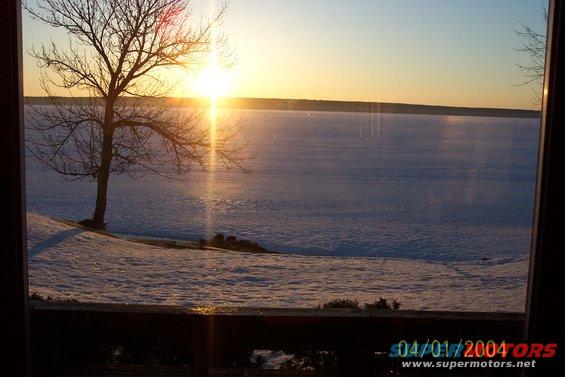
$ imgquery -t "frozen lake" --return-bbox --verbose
[26,109,540,262]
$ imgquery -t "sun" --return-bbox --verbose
[195,64,231,100]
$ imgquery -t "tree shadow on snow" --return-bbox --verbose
[28,227,85,260]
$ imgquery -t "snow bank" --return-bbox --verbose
[27,213,527,311]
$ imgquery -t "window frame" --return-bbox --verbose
[1,1,563,376]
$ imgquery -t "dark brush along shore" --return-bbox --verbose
[25,96,540,119]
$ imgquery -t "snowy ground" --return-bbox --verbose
[28,213,528,312]
[27,111,539,262]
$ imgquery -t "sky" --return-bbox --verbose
[22,0,548,109]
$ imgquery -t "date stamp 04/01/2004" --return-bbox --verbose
[387,339,558,359]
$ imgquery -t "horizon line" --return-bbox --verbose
[23,96,541,116]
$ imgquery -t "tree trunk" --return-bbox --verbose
[92,103,115,228]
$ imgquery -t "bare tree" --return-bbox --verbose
[25,0,244,228]
[515,9,548,104]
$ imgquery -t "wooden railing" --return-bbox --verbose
[29,301,525,376]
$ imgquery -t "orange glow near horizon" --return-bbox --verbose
[21,1,547,111]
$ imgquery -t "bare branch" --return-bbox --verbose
[515,8,547,104]
[25,0,245,224]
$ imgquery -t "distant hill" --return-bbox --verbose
[24,96,540,118]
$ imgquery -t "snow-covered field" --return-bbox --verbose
[27,110,539,262]
[28,213,528,311]
[26,109,538,311]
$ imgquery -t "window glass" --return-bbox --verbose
[24,0,547,313]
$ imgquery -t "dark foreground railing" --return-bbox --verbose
[30,302,524,376]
